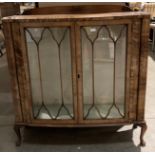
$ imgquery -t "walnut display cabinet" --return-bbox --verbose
[2,7,150,147]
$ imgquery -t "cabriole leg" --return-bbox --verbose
[133,122,147,147]
[14,125,22,146]
[139,122,147,146]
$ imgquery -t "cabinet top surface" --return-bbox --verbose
[2,11,150,23]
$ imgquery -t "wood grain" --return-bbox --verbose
[137,16,150,121]
[2,12,149,23]
[22,5,131,15]
[128,19,141,120]
[3,22,23,123]
[11,22,29,122]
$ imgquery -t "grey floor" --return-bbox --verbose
[0,46,155,152]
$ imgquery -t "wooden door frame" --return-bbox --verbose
[18,21,78,125]
[75,19,140,125]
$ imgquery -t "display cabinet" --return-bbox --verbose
[2,8,150,146]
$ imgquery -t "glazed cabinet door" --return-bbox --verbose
[9,18,141,126]
[19,22,77,125]
[76,20,139,124]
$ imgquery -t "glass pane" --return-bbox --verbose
[25,27,74,120]
[81,25,126,119]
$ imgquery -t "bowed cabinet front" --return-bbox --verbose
[3,12,150,146]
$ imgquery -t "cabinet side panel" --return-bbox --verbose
[137,16,150,121]
[129,19,141,120]
[11,22,29,122]
[3,22,23,123]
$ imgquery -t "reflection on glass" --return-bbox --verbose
[25,28,74,120]
[81,25,126,119]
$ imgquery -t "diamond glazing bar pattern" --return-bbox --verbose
[82,25,126,119]
[26,28,73,119]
